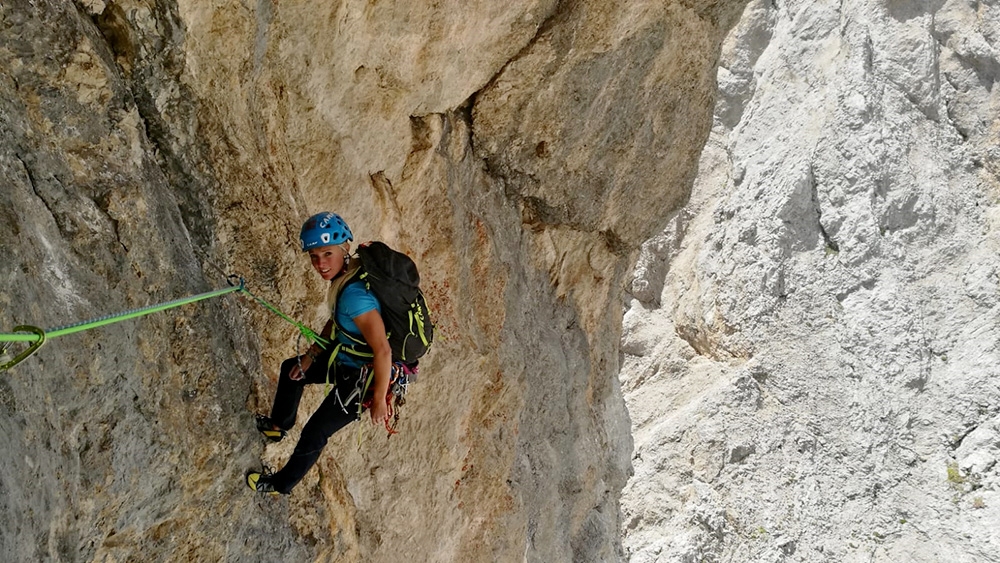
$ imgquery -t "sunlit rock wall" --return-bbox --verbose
[622,0,1000,561]
[0,0,745,561]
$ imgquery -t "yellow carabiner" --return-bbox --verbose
[0,325,46,372]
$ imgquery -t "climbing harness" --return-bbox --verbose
[0,276,327,371]
[345,362,417,442]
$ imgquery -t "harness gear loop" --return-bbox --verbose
[326,342,343,399]
[353,362,411,446]
[0,326,46,371]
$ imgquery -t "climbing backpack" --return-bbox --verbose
[332,241,434,366]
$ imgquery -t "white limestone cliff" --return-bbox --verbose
[622,1,1000,561]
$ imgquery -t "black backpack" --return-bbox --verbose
[334,241,433,366]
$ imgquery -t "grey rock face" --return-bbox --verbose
[0,1,305,560]
[622,0,1000,561]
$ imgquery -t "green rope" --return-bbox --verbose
[1,276,327,371]
[0,284,243,345]
[234,278,328,349]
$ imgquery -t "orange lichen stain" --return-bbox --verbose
[470,218,508,345]
[421,277,459,344]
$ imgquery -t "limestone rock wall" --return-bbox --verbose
[622,0,1000,561]
[1,1,745,561]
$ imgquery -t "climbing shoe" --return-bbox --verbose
[246,470,282,496]
[255,414,286,443]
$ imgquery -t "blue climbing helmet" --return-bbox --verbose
[299,212,353,251]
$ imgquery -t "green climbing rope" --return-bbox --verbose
[231,276,327,349]
[0,277,328,371]
[1,284,244,344]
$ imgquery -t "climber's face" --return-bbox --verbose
[308,244,347,281]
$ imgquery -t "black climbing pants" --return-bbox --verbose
[267,353,363,494]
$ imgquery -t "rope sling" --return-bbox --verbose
[0,276,328,371]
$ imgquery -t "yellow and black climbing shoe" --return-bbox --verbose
[255,414,286,443]
[246,470,281,496]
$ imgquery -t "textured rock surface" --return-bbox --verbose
[1,1,745,561]
[622,0,1000,561]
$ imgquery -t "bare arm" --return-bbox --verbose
[289,319,334,381]
[317,319,334,347]
[353,309,392,425]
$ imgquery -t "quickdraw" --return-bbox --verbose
[0,326,45,371]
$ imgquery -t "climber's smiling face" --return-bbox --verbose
[308,244,348,281]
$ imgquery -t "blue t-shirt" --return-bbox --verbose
[333,282,381,368]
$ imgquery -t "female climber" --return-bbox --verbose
[246,212,391,495]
